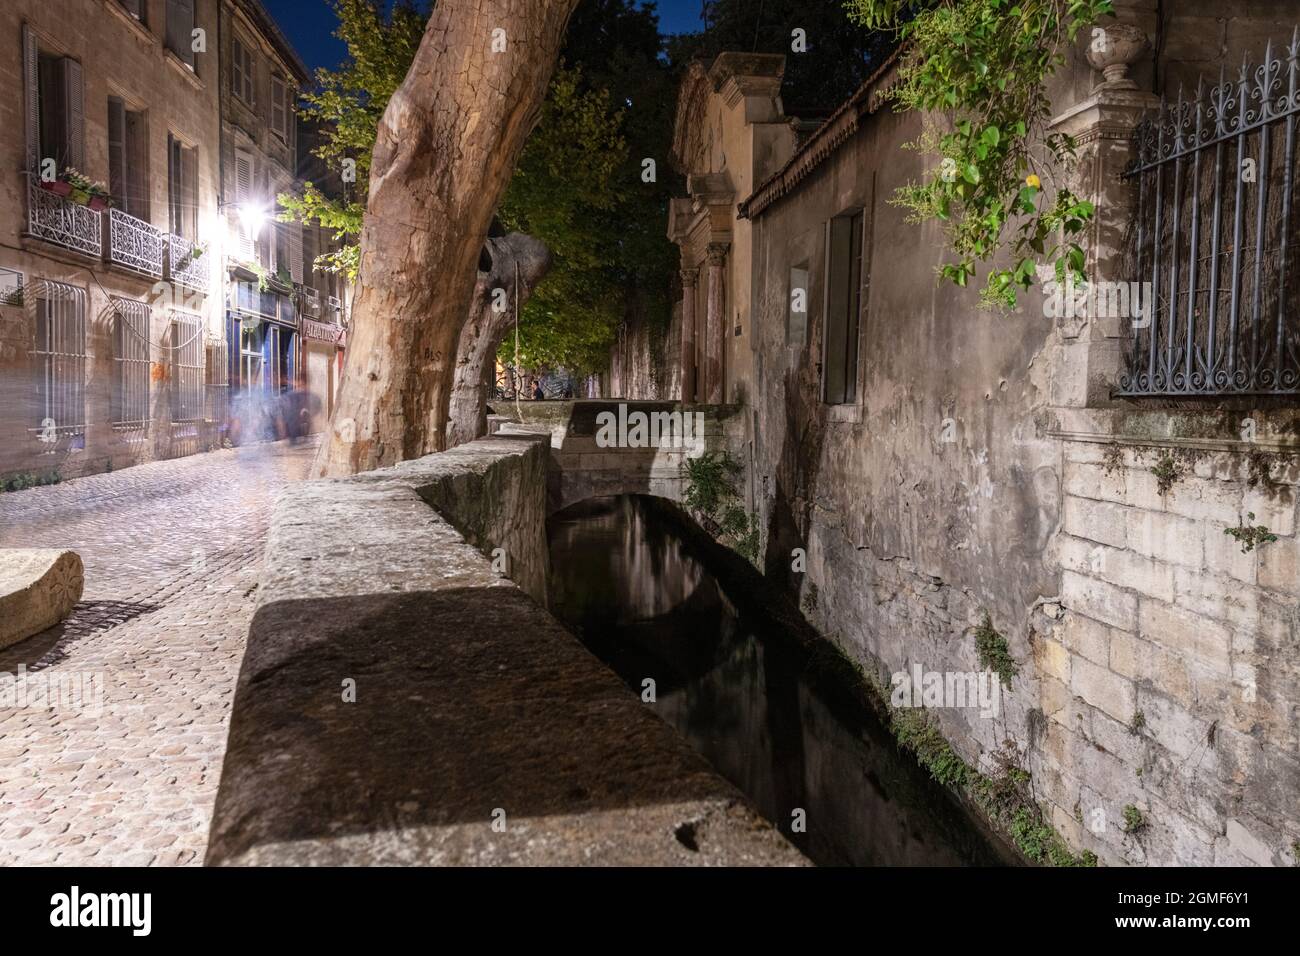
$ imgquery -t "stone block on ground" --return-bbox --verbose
[0,549,84,649]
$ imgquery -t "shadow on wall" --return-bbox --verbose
[763,367,831,593]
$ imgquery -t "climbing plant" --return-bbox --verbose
[842,0,1114,307]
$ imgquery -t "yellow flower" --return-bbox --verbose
[1026,174,1042,189]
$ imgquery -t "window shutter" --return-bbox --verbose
[270,75,285,138]
[183,145,198,241]
[232,38,244,100]
[289,222,303,284]
[233,148,254,260]
[126,110,148,220]
[167,0,195,68]
[60,58,84,171]
[108,98,127,209]
[23,25,39,173]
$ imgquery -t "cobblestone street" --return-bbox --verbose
[0,440,316,865]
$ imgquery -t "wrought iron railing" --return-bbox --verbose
[25,178,102,258]
[167,235,208,292]
[1119,32,1300,397]
[326,294,345,326]
[106,208,166,278]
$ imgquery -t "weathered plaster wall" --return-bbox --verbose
[746,14,1300,866]
[206,432,803,866]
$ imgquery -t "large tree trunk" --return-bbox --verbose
[446,232,551,447]
[313,0,580,478]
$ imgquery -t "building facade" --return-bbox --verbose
[670,0,1300,865]
[0,0,223,481]
[0,0,349,484]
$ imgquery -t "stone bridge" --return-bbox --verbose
[486,399,746,514]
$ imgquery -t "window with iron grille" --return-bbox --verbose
[1119,36,1300,398]
[205,338,229,426]
[111,297,150,427]
[31,280,87,435]
[169,311,204,422]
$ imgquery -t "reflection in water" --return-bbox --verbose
[548,496,1017,867]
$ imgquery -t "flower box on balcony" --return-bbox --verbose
[88,196,109,212]
[41,180,72,197]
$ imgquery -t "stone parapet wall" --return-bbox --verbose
[205,432,803,866]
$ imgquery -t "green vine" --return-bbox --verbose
[843,0,1114,307]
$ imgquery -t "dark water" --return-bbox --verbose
[547,495,1018,867]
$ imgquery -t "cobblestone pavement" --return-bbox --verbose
[0,439,317,865]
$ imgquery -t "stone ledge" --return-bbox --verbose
[205,435,803,867]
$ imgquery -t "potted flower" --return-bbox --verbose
[86,181,114,212]
[58,168,93,206]
[40,175,72,198]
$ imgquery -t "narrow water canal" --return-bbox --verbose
[547,495,1019,866]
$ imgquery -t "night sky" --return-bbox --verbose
[260,0,707,75]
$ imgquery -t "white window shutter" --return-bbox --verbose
[289,222,303,284]
[233,148,254,260]
[23,25,38,173]
[61,58,84,171]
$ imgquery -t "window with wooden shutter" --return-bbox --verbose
[166,0,196,69]
[232,36,254,105]
[108,98,127,206]
[289,222,303,285]
[126,110,149,220]
[23,25,39,173]
[822,210,864,406]
[233,148,254,261]
[61,59,84,171]
[38,55,84,173]
[270,74,286,140]
[182,144,198,241]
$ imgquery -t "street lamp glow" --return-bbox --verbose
[238,203,267,241]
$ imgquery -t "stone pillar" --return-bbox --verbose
[704,242,729,404]
[679,268,698,403]
[1046,22,1157,408]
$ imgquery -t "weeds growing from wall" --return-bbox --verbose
[1224,513,1279,554]
[681,451,761,564]
[803,639,1096,866]
[973,612,1018,688]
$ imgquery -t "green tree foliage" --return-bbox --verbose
[283,0,678,374]
[279,0,426,279]
[842,0,1114,307]
[666,0,895,110]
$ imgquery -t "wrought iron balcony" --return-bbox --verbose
[299,286,321,318]
[327,294,345,326]
[106,208,166,279]
[167,235,208,292]
[25,178,102,258]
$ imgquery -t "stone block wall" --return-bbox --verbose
[1037,437,1299,865]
